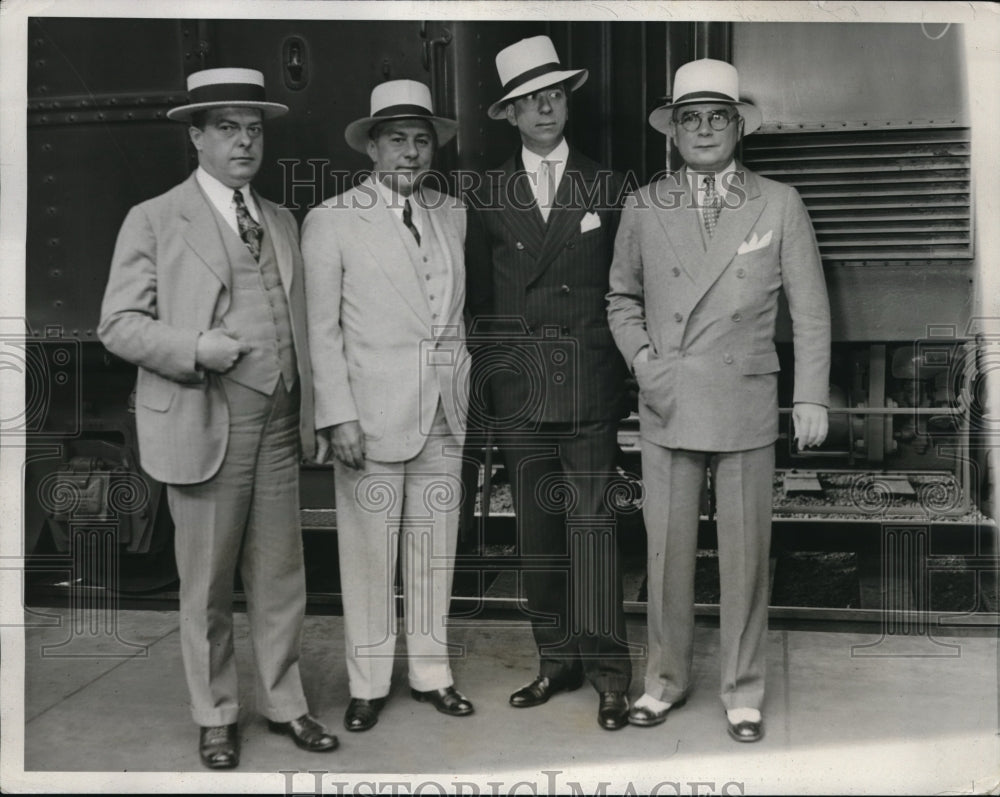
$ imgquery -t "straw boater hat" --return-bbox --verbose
[344,80,458,154]
[488,35,588,120]
[166,67,289,121]
[648,59,762,136]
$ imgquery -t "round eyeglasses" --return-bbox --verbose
[676,109,739,132]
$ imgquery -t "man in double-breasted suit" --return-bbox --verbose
[607,59,831,742]
[466,36,633,730]
[98,68,337,768]
[302,80,474,733]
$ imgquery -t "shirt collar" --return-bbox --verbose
[373,175,420,212]
[521,138,569,174]
[686,159,737,198]
[196,166,256,215]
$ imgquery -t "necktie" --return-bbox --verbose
[403,198,421,247]
[538,160,557,222]
[233,189,263,261]
[702,175,721,238]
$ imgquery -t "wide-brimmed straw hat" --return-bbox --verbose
[166,67,288,121]
[344,80,458,153]
[648,59,762,135]
[488,35,587,120]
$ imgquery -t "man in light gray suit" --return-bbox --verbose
[99,68,337,769]
[302,80,473,734]
[607,59,831,743]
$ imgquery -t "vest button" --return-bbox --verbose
[674,312,683,323]
[423,256,429,262]
[515,241,525,250]
[732,312,742,322]
[672,267,680,277]
[723,353,733,364]
[425,274,431,280]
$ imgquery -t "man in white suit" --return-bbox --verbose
[607,59,831,742]
[302,80,473,733]
[99,68,337,768]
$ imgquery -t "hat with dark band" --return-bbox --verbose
[345,80,458,153]
[488,35,587,120]
[648,59,762,136]
[166,67,289,121]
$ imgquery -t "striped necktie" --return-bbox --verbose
[403,198,421,247]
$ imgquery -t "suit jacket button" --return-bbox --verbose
[672,267,681,277]
[732,312,742,322]
[674,312,683,323]
[723,353,733,364]
[515,241,525,250]
[560,284,571,294]
[736,268,746,278]
[566,241,576,249]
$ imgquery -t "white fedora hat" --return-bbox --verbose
[166,67,289,121]
[344,79,458,153]
[488,35,588,120]
[648,59,762,136]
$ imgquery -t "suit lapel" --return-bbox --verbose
[356,177,430,325]
[495,157,546,256]
[532,150,593,283]
[653,169,704,284]
[694,165,766,296]
[181,174,231,290]
[254,192,293,298]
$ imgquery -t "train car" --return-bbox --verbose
[20,15,995,615]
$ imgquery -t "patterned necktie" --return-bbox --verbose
[403,198,421,247]
[233,189,263,261]
[702,175,722,238]
[538,160,557,222]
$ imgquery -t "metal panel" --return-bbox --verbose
[734,23,967,130]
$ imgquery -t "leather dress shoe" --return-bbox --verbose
[628,696,687,728]
[344,697,386,732]
[726,716,764,743]
[267,714,339,752]
[509,672,584,708]
[199,723,239,769]
[597,691,629,730]
[410,686,474,716]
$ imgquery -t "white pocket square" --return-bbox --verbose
[580,212,602,233]
[737,230,772,255]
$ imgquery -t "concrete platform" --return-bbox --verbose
[5,606,999,794]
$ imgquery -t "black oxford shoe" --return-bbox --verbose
[344,697,387,732]
[628,696,687,728]
[267,714,339,752]
[199,723,239,769]
[597,691,629,730]
[726,717,764,743]
[410,686,474,717]
[509,672,585,708]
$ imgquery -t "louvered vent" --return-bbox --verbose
[741,128,971,262]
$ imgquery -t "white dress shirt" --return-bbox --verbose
[195,166,260,235]
[522,138,569,220]
[374,178,424,241]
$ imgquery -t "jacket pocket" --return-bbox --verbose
[741,351,781,375]
[137,372,176,412]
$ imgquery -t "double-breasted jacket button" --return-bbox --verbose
[736,268,746,278]
[672,267,681,277]
[723,353,734,364]
[674,312,683,323]
[515,241,525,250]
[560,284,571,294]
[732,312,742,322]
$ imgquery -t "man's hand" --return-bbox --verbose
[792,402,829,450]
[331,420,365,469]
[632,345,650,370]
[315,426,334,465]
[196,328,251,373]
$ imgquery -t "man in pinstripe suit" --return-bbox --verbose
[466,35,633,730]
